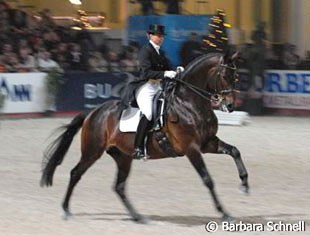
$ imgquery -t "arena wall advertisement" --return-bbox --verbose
[56,72,130,111]
[263,70,310,110]
[0,72,47,113]
[1,70,309,114]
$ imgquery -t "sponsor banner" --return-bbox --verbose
[263,70,310,110]
[128,15,212,67]
[56,72,135,111]
[0,72,47,113]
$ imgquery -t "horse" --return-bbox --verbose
[40,52,249,223]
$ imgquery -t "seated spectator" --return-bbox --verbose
[4,52,22,72]
[53,42,70,70]
[120,47,139,72]
[88,51,108,72]
[37,48,61,72]
[107,51,121,72]
[42,30,59,52]
[1,43,14,56]
[283,43,300,69]
[18,47,36,72]
[68,43,84,70]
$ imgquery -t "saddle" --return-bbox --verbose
[119,81,178,157]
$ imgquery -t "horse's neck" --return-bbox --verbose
[171,78,213,121]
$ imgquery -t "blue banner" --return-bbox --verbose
[128,15,212,67]
[56,72,134,111]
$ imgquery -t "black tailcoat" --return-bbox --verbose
[122,42,172,106]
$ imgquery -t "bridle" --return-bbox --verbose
[172,56,239,105]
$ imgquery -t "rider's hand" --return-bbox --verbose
[176,66,185,73]
[164,70,177,79]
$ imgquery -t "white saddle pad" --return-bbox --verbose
[119,107,142,132]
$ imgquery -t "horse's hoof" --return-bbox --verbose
[62,210,73,220]
[133,214,149,224]
[240,184,250,194]
[222,214,235,223]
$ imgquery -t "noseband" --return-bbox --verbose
[173,56,238,105]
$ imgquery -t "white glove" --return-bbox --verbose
[164,70,177,79]
[176,66,185,73]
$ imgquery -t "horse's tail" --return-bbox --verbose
[40,111,88,187]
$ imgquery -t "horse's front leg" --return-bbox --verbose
[186,147,232,221]
[202,136,249,194]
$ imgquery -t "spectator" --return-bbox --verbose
[283,43,300,69]
[166,0,180,14]
[42,30,59,52]
[4,52,22,72]
[137,0,154,15]
[107,51,121,72]
[120,47,139,72]
[53,42,70,70]
[68,43,84,71]
[18,47,36,72]
[88,51,108,72]
[1,43,14,56]
[37,48,61,72]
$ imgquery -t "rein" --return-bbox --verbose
[173,65,236,102]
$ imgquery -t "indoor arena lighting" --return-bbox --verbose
[69,0,82,5]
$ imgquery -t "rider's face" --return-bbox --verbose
[149,33,164,46]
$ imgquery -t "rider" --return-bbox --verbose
[132,24,184,159]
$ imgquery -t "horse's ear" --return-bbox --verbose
[231,51,240,62]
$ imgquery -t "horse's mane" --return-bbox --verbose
[181,53,222,79]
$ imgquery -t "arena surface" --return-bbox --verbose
[0,116,309,235]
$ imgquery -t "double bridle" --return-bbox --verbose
[172,56,238,105]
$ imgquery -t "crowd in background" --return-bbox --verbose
[179,32,310,70]
[0,1,140,73]
[0,0,309,74]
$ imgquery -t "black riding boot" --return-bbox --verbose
[133,115,151,159]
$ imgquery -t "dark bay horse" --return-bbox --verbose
[40,52,249,223]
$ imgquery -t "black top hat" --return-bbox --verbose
[147,24,166,35]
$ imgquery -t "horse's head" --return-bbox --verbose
[177,52,239,113]
[210,51,239,113]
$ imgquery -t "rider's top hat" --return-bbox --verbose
[147,24,166,35]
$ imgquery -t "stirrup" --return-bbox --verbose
[133,148,149,160]
[133,148,145,160]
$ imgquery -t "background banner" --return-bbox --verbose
[127,15,212,67]
[56,72,133,111]
[0,72,46,113]
[263,70,310,110]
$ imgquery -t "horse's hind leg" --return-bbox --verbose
[203,136,249,194]
[62,150,103,217]
[108,147,147,223]
[187,147,232,221]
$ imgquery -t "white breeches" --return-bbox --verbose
[135,81,162,121]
